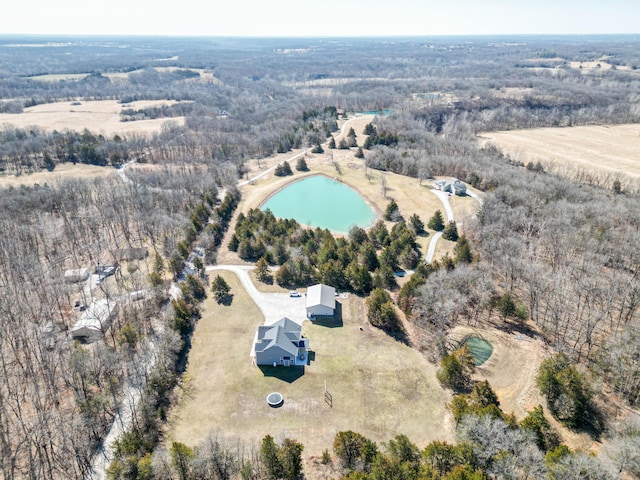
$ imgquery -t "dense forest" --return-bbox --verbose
[0,34,638,479]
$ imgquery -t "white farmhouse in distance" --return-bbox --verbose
[435,178,467,196]
[305,284,336,318]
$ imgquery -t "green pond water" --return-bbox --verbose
[357,109,392,115]
[465,336,494,366]
[261,176,376,233]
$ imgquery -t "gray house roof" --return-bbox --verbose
[306,284,336,310]
[254,317,301,358]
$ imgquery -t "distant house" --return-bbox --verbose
[64,268,90,283]
[70,298,118,339]
[305,284,336,318]
[253,317,309,366]
[435,178,467,196]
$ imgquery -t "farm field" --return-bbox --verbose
[168,270,453,456]
[0,163,117,187]
[0,99,186,136]
[480,124,640,181]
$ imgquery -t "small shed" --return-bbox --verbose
[64,268,90,283]
[306,284,336,318]
[70,299,118,338]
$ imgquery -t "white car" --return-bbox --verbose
[289,291,301,298]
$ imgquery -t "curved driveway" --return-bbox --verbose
[425,189,454,263]
[206,265,307,326]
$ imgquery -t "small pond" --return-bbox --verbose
[261,175,376,233]
[465,336,494,366]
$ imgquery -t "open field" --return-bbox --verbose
[168,270,453,456]
[479,124,640,181]
[0,99,186,136]
[28,67,223,85]
[0,163,117,187]
[448,325,604,453]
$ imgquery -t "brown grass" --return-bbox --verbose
[0,99,186,136]
[479,124,640,181]
[168,270,452,457]
[0,163,117,188]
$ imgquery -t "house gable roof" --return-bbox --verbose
[254,317,301,357]
[305,284,336,310]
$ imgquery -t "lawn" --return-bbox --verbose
[168,270,453,456]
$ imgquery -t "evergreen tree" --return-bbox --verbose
[278,438,304,480]
[328,137,336,149]
[296,157,309,171]
[255,257,271,283]
[261,435,283,480]
[442,221,459,242]
[211,275,231,304]
[409,213,425,234]
[276,264,293,286]
[364,122,376,135]
[354,147,364,158]
[310,143,323,154]
[367,288,400,331]
[521,405,560,452]
[383,199,401,221]
[427,210,445,231]
[453,235,473,263]
[170,442,195,480]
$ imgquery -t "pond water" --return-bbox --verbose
[465,336,494,366]
[356,109,392,115]
[261,175,376,233]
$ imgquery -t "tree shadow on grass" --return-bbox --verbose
[387,327,411,347]
[217,294,234,306]
[258,365,304,383]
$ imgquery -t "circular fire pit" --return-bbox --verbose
[266,392,284,408]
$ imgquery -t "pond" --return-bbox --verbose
[261,175,376,233]
[465,336,494,366]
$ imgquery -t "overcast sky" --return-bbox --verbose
[2,0,639,37]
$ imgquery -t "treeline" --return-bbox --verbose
[104,391,640,479]
[0,126,135,173]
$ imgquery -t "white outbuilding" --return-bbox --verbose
[305,284,336,318]
[64,268,90,283]
[70,298,118,338]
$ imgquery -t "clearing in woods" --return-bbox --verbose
[167,270,453,456]
[479,124,640,181]
[0,99,186,136]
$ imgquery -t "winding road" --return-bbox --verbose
[425,189,454,263]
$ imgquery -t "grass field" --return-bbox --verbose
[0,99,186,136]
[168,270,453,456]
[0,163,117,187]
[480,124,640,182]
